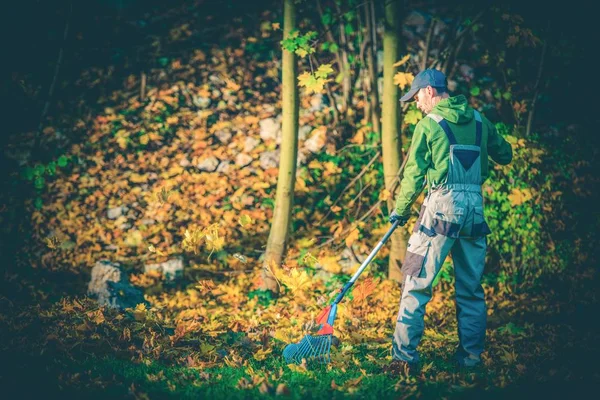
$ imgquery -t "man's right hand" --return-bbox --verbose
[389,210,408,226]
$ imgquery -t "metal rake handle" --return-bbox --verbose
[333,220,401,304]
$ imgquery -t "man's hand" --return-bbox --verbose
[389,210,408,226]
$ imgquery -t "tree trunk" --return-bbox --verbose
[382,0,406,283]
[365,0,381,135]
[261,0,299,293]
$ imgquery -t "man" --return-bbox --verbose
[385,69,512,375]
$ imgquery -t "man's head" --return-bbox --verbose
[400,69,449,114]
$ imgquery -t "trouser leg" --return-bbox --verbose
[392,232,454,364]
[451,236,487,366]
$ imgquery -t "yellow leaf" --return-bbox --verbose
[200,342,216,355]
[125,230,143,247]
[87,310,105,325]
[345,227,360,247]
[148,244,166,256]
[133,303,147,321]
[319,256,342,274]
[296,48,308,58]
[315,64,334,79]
[298,72,313,88]
[116,136,128,149]
[139,134,149,145]
[379,189,391,201]
[272,22,280,30]
[508,188,533,206]
[393,72,414,90]
[330,205,341,213]
[130,173,148,183]
[253,347,272,361]
[279,268,311,293]
[287,362,311,374]
[296,237,316,248]
[350,129,364,145]
[238,214,254,228]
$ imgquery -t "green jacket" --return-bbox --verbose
[394,95,513,217]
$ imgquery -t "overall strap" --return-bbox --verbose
[427,113,457,145]
[473,110,482,147]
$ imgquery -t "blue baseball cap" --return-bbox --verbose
[400,68,447,102]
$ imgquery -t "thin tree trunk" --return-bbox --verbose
[33,1,72,156]
[365,0,381,134]
[421,18,436,71]
[261,0,299,293]
[140,72,147,102]
[382,0,406,283]
[333,1,352,116]
[526,31,548,137]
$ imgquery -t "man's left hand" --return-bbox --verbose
[389,210,408,226]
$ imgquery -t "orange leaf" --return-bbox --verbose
[352,277,378,305]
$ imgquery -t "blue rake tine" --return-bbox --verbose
[283,334,332,364]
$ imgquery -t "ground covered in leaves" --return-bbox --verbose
[1,270,598,399]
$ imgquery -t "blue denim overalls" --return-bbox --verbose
[392,110,491,367]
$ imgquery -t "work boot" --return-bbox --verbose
[382,360,419,377]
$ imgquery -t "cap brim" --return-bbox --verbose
[400,87,419,102]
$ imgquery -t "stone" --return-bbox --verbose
[259,117,281,142]
[87,260,146,310]
[235,153,253,167]
[298,125,312,141]
[196,156,220,172]
[215,129,232,144]
[144,258,184,282]
[304,127,327,153]
[244,136,260,152]
[179,156,191,167]
[309,93,324,112]
[216,161,231,173]
[193,96,211,109]
[259,150,280,170]
[107,206,125,219]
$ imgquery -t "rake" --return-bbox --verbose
[283,220,401,364]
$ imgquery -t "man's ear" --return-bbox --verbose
[426,85,434,96]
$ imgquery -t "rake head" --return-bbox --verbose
[282,333,332,364]
[282,305,336,364]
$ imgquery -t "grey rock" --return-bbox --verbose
[197,156,220,172]
[215,129,232,144]
[87,260,145,310]
[309,93,323,112]
[243,136,260,152]
[193,96,211,109]
[259,150,280,170]
[259,117,281,142]
[216,161,231,173]
[179,157,191,167]
[298,125,312,141]
[304,128,327,153]
[107,206,125,219]
[235,153,253,167]
[144,258,184,282]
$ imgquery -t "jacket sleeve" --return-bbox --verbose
[486,121,513,165]
[394,121,431,217]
